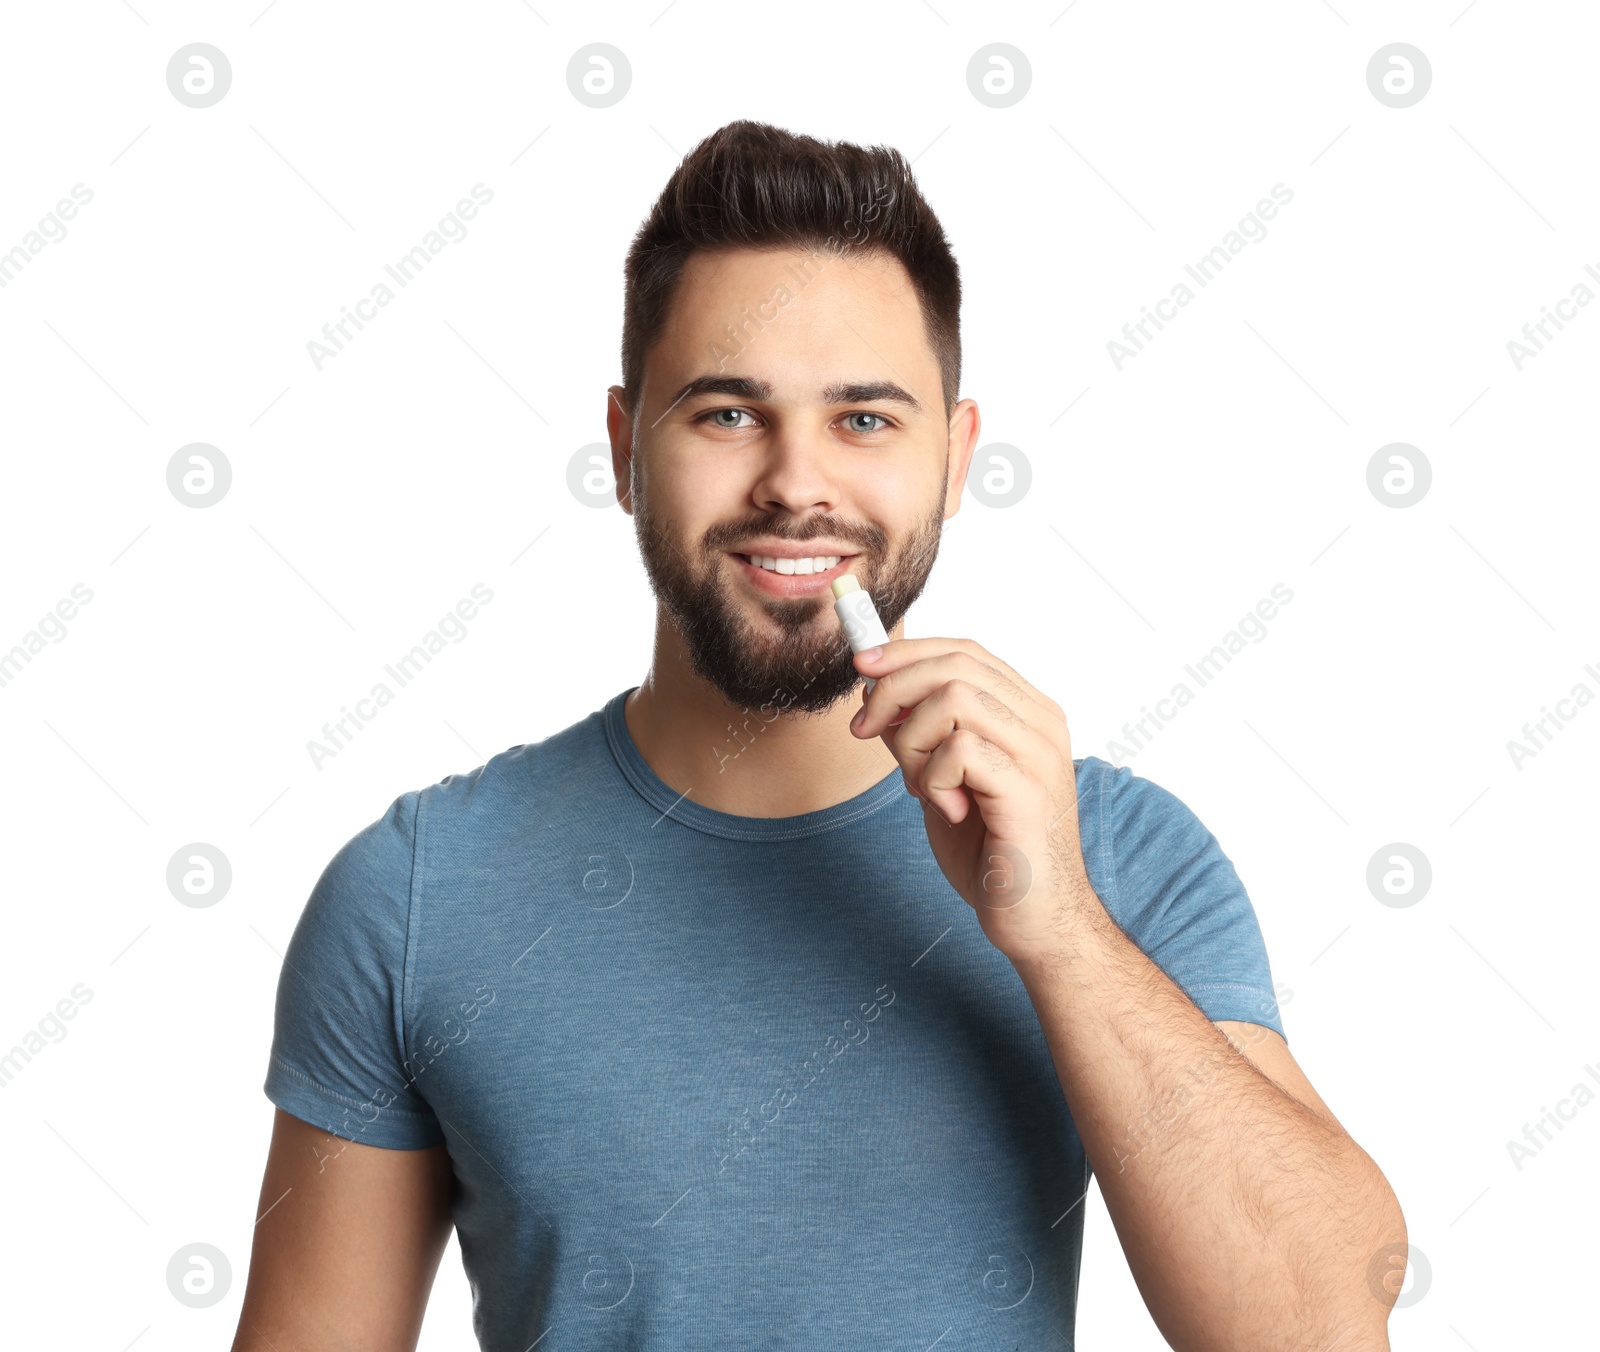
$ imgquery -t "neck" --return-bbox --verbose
[623,603,904,817]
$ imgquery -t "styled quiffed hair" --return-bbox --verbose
[620,119,961,418]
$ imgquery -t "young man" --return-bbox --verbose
[233,120,1405,1351]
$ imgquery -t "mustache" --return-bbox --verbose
[702,515,886,556]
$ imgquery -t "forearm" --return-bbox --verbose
[1013,889,1403,1352]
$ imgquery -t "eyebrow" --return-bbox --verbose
[666,373,924,414]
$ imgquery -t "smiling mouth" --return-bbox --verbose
[733,551,851,577]
[727,551,860,595]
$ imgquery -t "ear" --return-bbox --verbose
[606,385,635,515]
[943,397,980,521]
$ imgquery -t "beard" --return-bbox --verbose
[633,475,946,718]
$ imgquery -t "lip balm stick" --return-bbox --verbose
[831,574,890,693]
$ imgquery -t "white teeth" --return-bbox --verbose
[745,554,843,574]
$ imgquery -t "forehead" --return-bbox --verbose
[644,245,936,398]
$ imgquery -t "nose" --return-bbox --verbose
[747,422,842,519]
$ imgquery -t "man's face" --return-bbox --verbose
[610,245,975,716]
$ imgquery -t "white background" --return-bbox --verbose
[1,1,1595,1348]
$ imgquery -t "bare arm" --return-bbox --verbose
[230,1108,456,1352]
[1013,895,1406,1352]
[840,636,1407,1347]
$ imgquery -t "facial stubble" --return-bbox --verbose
[634,468,947,716]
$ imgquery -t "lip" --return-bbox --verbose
[728,550,858,597]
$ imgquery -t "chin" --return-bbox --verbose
[699,648,861,718]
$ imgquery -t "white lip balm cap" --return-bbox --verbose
[831,573,890,692]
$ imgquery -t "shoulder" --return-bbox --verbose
[1072,753,1199,826]
[1069,753,1241,923]
[1071,753,1211,873]
[1072,756,1286,1036]
[304,703,611,928]
[406,701,612,841]
[1073,753,1218,845]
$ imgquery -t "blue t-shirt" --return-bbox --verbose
[264,687,1284,1350]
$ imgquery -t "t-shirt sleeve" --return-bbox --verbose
[1093,760,1287,1042]
[262,789,446,1149]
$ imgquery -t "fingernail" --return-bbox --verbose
[860,646,881,662]
[850,707,866,731]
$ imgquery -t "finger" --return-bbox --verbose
[857,637,1062,723]
[879,678,1063,801]
[918,725,1044,831]
[855,648,1056,746]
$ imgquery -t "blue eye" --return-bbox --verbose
[701,408,755,429]
[694,408,893,433]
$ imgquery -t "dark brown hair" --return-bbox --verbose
[620,119,962,419]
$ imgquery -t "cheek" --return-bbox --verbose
[866,460,943,527]
[651,448,740,525]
